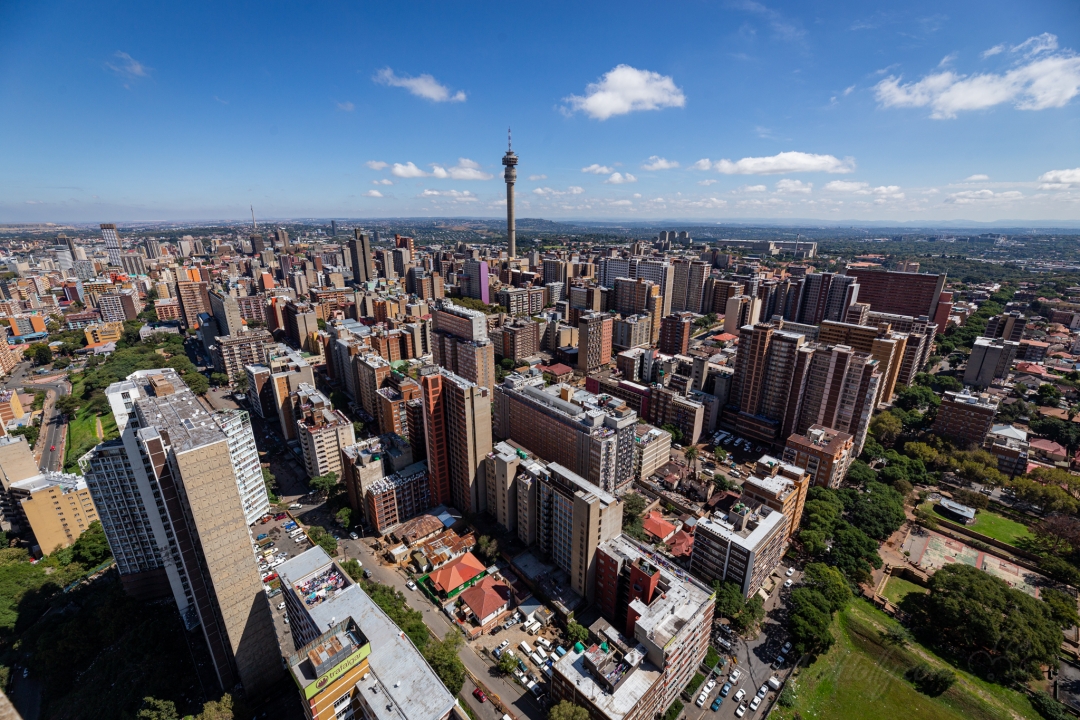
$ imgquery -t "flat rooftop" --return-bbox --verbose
[553,642,662,720]
[287,618,370,692]
[128,370,227,453]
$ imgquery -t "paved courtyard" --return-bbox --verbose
[906,530,1043,597]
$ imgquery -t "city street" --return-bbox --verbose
[0,362,70,472]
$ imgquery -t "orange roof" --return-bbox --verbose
[668,529,694,557]
[458,575,511,620]
[711,333,738,342]
[642,510,676,542]
[428,551,486,594]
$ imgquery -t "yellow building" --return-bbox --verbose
[10,473,100,554]
[288,618,372,720]
[0,390,24,427]
[818,320,907,406]
[84,321,125,345]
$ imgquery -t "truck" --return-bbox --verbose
[768,676,782,691]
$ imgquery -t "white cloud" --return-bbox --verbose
[1038,167,1080,189]
[364,190,384,198]
[964,174,990,181]
[373,179,393,186]
[691,158,713,171]
[106,51,149,79]
[582,164,614,174]
[533,186,584,197]
[609,199,633,206]
[843,84,856,96]
[563,64,686,120]
[337,101,355,112]
[421,189,478,202]
[982,44,1006,58]
[775,179,812,194]
[568,186,584,194]
[391,162,428,178]
[698,179,718,186]
[604,172,637,184]
[874,34,1080,119]
[824,180,868,192]
[366,161,388,170]
[713,151,855,175]
[373,68,466,103]
[945,189,1024,204]
[641,156,679,171]
[633,193,642,198]
[430,158,493,180]
[741,185,768,193]
[529,174,547,181]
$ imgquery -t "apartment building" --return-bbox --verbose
[844,267,947,319]
[268,346,316,441]
[690,502,788,598]
[176,280,210,328]
[658,312,693,356]
[933,390,999,448]
[964,337,1019,389]
[84,321,124,345]
[783,425,854,489]
[578,312,613,373]
[493,371,637,493]
[10,471,99,553]
[554,535,713,720]
[376,376,421,439]
[491,318,540,361]
[365,461,430,535]
[794,344,880,455]
[739,456,810,541]
[294,384,356,479]
[817,320,907,406]
[278,547,457,720]
[212,329,273,379]
[431,301,497,391]
[633,425,672,481]
[612,315,652,352]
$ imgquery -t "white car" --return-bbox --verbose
[786,567,795,577]
[757,684,769,699]
[498,640,510,651]
[784,579,793,589]
[749,696,761,711]
[406,580,417,590]
[706,677,716,690]
[734,689,746,703]
[696,691,708,708]
[734,704,747,718]
[277,602,286,610]
[729,669,742,684]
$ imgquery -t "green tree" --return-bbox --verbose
[195,694,233,720]
[1041,587,1080,629]
[894,385,941,412]
[476,535,500,564]
[905,663,956,696]
[801,563,852,612]
[54,394,82,415]
[340,558,363,581]
[842,482,907,541]
[496,652,519,675]
[869,412,902,447]
[713,446,727,464]
[138,697,179,720]
[70,521,111,567]
[846,460,877,486]
[661,423,683,445]
[26,343,53,366]
[232,372,249,393]
[1037,383,1063,406]
[788,588,834,655]
[310,472,339,496]
[185,372,209,395]
[307,526,338,556]
[567,620,589,645]
[500,358,515,370]
[209,372,230,387]
[684,445,699,476]
[622,493,646,526]
[549,701,590,720]
[1030,691,1073,720]
[421,630,465,694]
[361,578,429,648]
[336,507,352,528]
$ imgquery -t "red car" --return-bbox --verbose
[50,445,55,451]
[274,513,287,520]
[472,688,486,703]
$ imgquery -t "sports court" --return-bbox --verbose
[913,531,1042,597]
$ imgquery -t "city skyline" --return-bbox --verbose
[1,1,1079,223]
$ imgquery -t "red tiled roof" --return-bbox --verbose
[1031,438,1067,455]
[668,529,694,557]
[540,363,574,376]
[711,333,739,342]
[642,510,676,542]
[459,575,511,621]
[428,552,486,594]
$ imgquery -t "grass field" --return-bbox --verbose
[772,600,1041,720]
[881,576,927,606]
[922,502,1032,547]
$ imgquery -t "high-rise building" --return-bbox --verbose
[933,390,998,448]
[658,312,693,356]
[738,456,810,542]
[176,280,211,329]
[10,471,99,554]
[284,301,319,351]
[983,312,1027,343]
[212,330,273,379]
[964,336,1019,389]
[783,425,854,489]
[208,289,244,337]
[794,272,859,325]
[82,369,279,694]
[795,344,880,455]
[276,547,457,720]
[485,441,522,534]
[419,366,492,514]
[611,315,652,351]
[670,259,710,313]
[690,502,788,598]
[100,223,122,266]
[276,228,290,251]
[502,137,518,258]
[431,301,496,391]
[268,346,316,441]
[578,312,613,373]
[817,320,907,406]
[96,293,128,323]
[844,267,947,319]
[554,535,712,720]
[294,384,356,479]
[463,258,491,304]
[493,371,637,492]
[348,230,374,286]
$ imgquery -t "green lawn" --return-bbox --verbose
[967,510,1031,546]
[772,600,1041,720]
[881,576,927,606]
[64,408,99,472]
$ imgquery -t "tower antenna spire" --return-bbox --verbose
[508,126,512,151]
[250,205,257,231]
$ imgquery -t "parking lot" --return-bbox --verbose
[249,510,313,647]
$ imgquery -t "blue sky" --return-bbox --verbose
[1,1,1079,223]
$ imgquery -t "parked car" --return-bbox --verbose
[405,580,416,590]
[757,684,769,699]
[696,691,708,708]
[256,533,268,541]
[720,683,732,697]
[710,697,723,712]
[785,567,795,577]
[749,696,761,711]
[706,677,716,690]
[733,689,746,703]
[782,641,792,654]
[784,579,793,589]
[349,532,358,540]
[289,503,302,509]
[729,669,742,684]
[734,704,746,718]
[472,687,487,703]
[362,569,372,579]
[774,655,785,669]
[274,513,287,520]
[277,602,286,610]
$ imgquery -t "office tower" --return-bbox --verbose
[984,312,1026,343]
[485,441,521,533]
[277,547,457,720]
[348,230,375,285]
[658,312,693,356]
[100,223,122,266]
[250,234,266,254]
[670,258,709,313]
[690,502,788,597]
[723,324,813,446]
[578,312,613,373]
[783,425,854,489]
[431,301,496,391]
[844,267,947,319]
[738,456,810,541]
[559,535,712,720]
[294,384,356,479]
[933,390,998,447]
[794,272,859,325]
[502,136,518,257]
[984,425,1029,478]
[493,371,637,492]
[212,329,273,380]
[83,369,279,694]
[462,258,491,304]
[817,320,907,407]
[419,366,492,514]
[176,280,211,329]
[796,344,880,455]
[964,336,1019,389]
